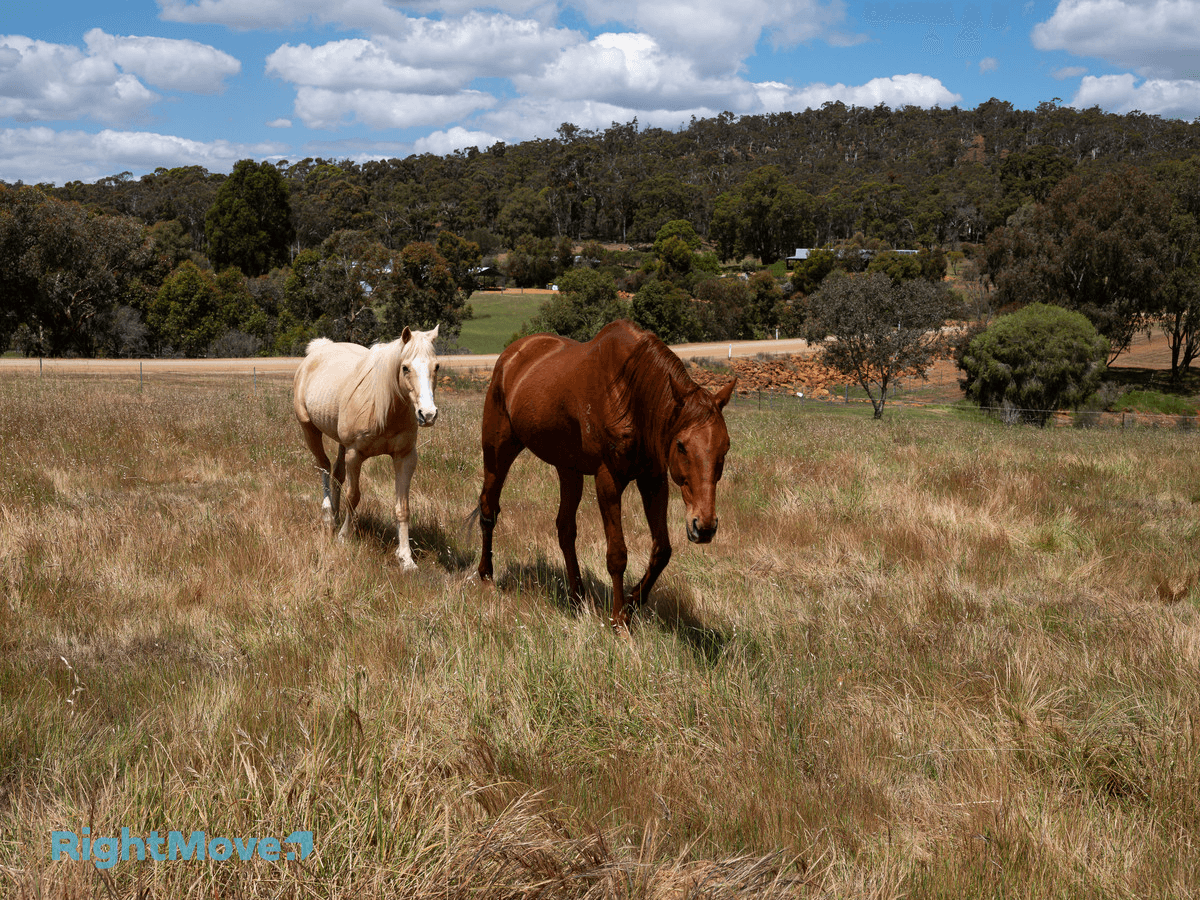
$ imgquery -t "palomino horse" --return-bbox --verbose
[476,319,736,628]
[294,326,440,569]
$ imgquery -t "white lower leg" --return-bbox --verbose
[395,516,416,570]
[321,470,334,529]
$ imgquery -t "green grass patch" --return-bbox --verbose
[458,291,549,354]
[1115,389,1198,416]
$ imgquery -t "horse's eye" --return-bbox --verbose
[402,365,410,376]
[435,363,440,372]
[676,440,687,456]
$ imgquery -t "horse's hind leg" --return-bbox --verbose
[477,395,523,583]
[330,444,347,523]
[299,421,336,530]
[555,467,585,609]
[595,466,630,630]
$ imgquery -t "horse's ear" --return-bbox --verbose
[401,326,412,344]
[429,323,440,340]
[714,378,736,410]
[670,376,691,405]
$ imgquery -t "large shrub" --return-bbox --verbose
[959,303,1108,425]
[519,268,624,343]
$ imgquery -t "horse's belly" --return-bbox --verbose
[515,415,603,473]
[304,380,342,438]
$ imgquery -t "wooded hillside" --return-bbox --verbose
[4,99,1200,360]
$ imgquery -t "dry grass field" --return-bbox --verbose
[2,372,1199,898]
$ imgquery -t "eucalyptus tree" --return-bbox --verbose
[806,272,958,419]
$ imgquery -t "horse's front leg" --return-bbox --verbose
[555,467,585,609]
[337,449,363,543]
[632,473,672,607]
[477,400,523,585]
[595,467,629,629]
[392,448,419,571]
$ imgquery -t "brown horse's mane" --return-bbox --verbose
[613,328,715,466]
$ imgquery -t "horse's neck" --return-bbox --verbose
[623,376,687,473]
[360,341,412,433]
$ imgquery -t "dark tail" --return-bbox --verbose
[463,503,482,535]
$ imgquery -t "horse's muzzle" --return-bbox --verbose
[687,517,718,544]
[417,408,438,427]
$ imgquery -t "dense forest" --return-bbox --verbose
[3,99,1200,365]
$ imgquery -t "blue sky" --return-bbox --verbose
[2,0,1199,186]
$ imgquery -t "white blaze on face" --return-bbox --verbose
[412,356,438,427]
[401,325,439,427]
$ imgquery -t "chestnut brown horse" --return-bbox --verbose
[475,319,736,628]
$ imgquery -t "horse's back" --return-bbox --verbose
[490,332,590,417]
[486,325,640,470]
[294,339,368,435]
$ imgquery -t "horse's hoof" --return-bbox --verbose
[396,556,418,572]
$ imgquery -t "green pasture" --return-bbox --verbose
[458,291,548,354]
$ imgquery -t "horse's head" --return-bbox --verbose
[668,379,735,544]
[400,324,440,427]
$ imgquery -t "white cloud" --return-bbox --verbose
[1052,65,1089,79]
[0,125,284,184]
[83,29,240,93]
[267,117,292,128]
[412,126,502,155]
[396,12,579,74]
[1032,0,1200,79]
[980,57,999,73]
[163,0,856,75]
[1070,72,1200,118]
[267,40,466,93]
[572,0,856,72]
[513,32,744,109]
[265,14,579,97]
[0,35,159,124]
[788,73,962,110]
[158,0,410,34]
[509,32,940,114]
[292,86,497,129]
[0,31,239,126]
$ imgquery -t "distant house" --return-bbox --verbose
[785,249,811,269]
